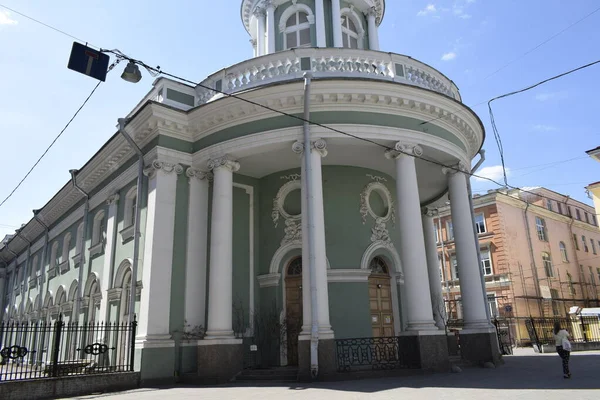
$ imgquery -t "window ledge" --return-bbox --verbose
[48,267,58,280]
[28,278,37,289]
[88,242,104,258]
[120,225,135,243]
[72,253,82,267]
[59,260,70,274]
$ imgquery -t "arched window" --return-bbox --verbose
[542,252,553,278]
[50,241,60,270]
[341,14,360,49]
[75,222,84,254]
[30,255,39,280]
[287,257,302,276]
[283,11,311,49]
[369,256,389,275]
[92,210,106,246]
[567,272,576,295]
[559,241,568,262]
[124,186,138,229]
[61,232,71,265]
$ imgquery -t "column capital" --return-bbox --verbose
[186,167,212,181]
[264,0,275,11]
[249,39,257,47]
[367,6,377,18]
[253,7,266,17]
[106,193,120,206]
[208,157,240,173]
[442,162,469,176]
[384,143,423,160]
[421,207,436,218]
[292,139,328,157]
[143,160,184,178]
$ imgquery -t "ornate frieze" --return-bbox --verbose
[281,219,302,246]
[207,157,240,173]
[272,178,302,228]
[143,159,184,178]
[106,193,120,206]
[186,167,211,181]
[360,175,396,248]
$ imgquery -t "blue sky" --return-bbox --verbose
[1,0,599,239]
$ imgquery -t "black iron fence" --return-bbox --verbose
[335,337,414,372]
[0,316,137,381]
[525,316,600,347]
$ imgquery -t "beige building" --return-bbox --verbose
[586,145,600,221]
[435,187,600,345]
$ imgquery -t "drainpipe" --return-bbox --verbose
[465,149,492,321]
[15,229,31,318]
[522,202,544,317]
[565,196,585,305]
[70,169,90,325]
[33,209,49,299]
[302,72,319,379]
[5,244,19,319]
[117,118,144,327]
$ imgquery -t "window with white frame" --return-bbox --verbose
[597,268,600,283]
[75,223,84,254]
[584,212,590,224]
[447,221,454,241]
[589,266,595,285]
[592,215,597,226]
[591,239,597,255]
[582,235,589,252]
[124,186,138,228]
[283,11,311,50]
[92,210,106,246]
[573,234,579,250]
[341,14,360,49]
[550,288,560,316]
[474,214,486,234]
[49,241,59,270]
[559,241,568,262]
[542,252,553,277]
[567,272,576,295]
[30,255,38,279]
[557,202,563,215]
[480,248,493,276]
[546,199,553,211]
[61,232,71,264]
[451,256,459,279]
[487,294,498,317]
[535,217,548,241]
[575,208,581,220]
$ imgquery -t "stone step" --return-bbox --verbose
[236,367,299,382]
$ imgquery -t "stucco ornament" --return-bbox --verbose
[281,219,302,246]
[359,175,395,226]
[370,218,391,244]
[272,176,302,233]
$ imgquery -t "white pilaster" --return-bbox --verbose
[293,140,333,337]
[315,0,327,47]
[331,0,343,47]
[297,144,312,334]
[204,157,240,339]
[444,163,493,332]
[367,8,379,51]
[99,193,119,323]
[136,160,183,346]
[255,8,266,56]
[185,168,211,332]
[0,269,6,322]
[422,209,445,330]
[265,1,276,54]
[385,143,438,333]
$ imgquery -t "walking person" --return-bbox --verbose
[553,322,572,379]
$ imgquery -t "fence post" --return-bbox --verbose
[129,315,137,372]
[580,316,588,343]
[51,315,63,377]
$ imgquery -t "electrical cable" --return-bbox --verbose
[0,60,120,209]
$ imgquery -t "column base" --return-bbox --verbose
[134,338,176,386]
[405,319,440,332]
[297,336,337,381]
[204,329,235,339]
[197,338,243,384]
[459,331,503,366]
[398,332,450,371]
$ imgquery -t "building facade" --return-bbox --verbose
[586,145,600,221]
[436,187,600,345]
[0,0,500,383]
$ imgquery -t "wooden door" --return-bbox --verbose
[369,257,394,338]
[285,257,303,366]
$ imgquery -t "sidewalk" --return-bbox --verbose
[65,348,600,400]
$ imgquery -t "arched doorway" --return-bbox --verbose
[368,256,394,337]
[284,257,303,366]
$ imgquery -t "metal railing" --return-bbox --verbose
[0,316,137,381]
[525,316,600,347]
[335,337,414,372]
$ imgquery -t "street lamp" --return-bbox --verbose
[121,61,142,83]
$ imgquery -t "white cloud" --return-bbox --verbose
[441,52,457,61]
[417,4,437,16]
[532,124,558,132]
[459,14,472,19]
[534,91,567,102]
[0,11,17,25]
[474,166,510,183]
[466,0,476,3]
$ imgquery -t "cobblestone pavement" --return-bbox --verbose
[65,348,600,400]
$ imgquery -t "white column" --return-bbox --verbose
[265,1,276,54]
[444,163,493,332]
[0,269,6,322]
[136,160,183,345]
[297,144,312,334]
[99,193,119,323]
[293,139,333,337]
[367,8,379,51]
[255,9,266,56]
[185,168,210,331]
[422,209,445,330]
[250,39,258,58]
[385,143,438,332]
[205,157,240,339]
[331,0,343,47]
[315,0,326,47]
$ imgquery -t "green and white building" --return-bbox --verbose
[0,0,500,383]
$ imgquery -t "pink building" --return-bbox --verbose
[435,187,600,345]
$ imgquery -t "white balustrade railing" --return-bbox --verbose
[195,48,461,105]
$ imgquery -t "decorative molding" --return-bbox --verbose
[207,157,240,173]
[47,267,57,280]
[360,241,403,278]
[359,179,394,226]
[272,179,302,228]
[257,273,281,288]
[366,174,386,182]
[58,260,70,274]
[281,219,302,246]
[144,159,184,178]
[72,253,83,268]
[281,174,301,181]
[327,269,371,283]
[442,161,469,175]
[88,242,104,258]
[28,278,36,289]
[186,167,211,181]
[291,139,328,157]
[106,193,120,206]
[107,287,123,302]
[370,220,391,244]
[120,225,135,243]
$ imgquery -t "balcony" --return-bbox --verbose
[196,48,461,105]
